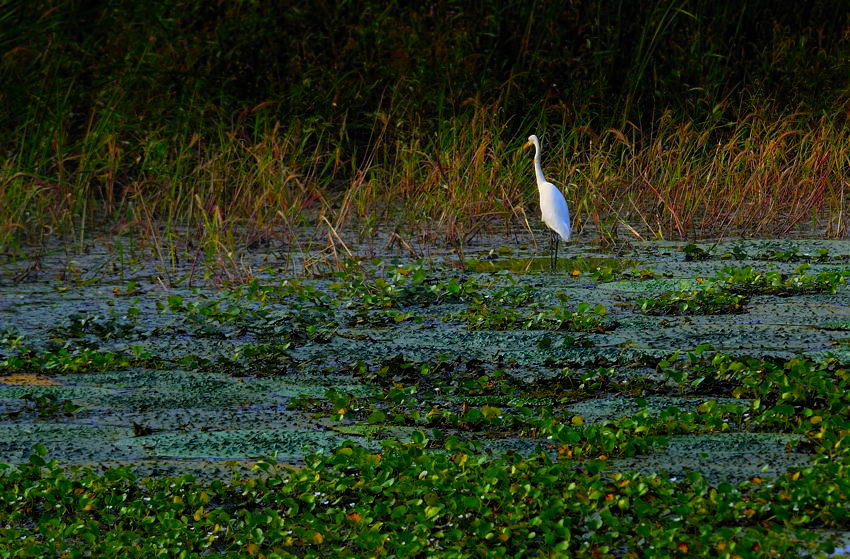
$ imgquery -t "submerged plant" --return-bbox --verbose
[9,394,82,419]
[49,310,140,341]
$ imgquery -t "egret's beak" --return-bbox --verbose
[522,140,532,151]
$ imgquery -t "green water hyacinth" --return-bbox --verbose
[638,286,747,315]
[718,264,846,296]
[464,302,611,332]
[1,441,847,558]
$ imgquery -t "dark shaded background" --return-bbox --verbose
[2,1,847,148]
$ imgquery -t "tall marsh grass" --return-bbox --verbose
[3,105,847,254]
[1,0,848,260]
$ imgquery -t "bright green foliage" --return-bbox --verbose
[719,245,832,263]
[49,310,140,341]
[0,344,156,374]
[0,440,845,558]
[331,266,480,310]
[591,266,657,282]
[639,264,847,316]
[659,349,850,454]
[161,282,337,342]
[465,302,611,332]
[639,287,747,315]
[683,244,712,261]
[718,265,846,296]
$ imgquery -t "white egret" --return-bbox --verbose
[524,134,571,271]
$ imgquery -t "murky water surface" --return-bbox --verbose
[3,238,850,480]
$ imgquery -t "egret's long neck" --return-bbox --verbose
[533,143,545,187]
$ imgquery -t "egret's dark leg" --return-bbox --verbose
[552,235,561,272]
[548,230,556,272]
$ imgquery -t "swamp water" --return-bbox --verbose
[2,238,850,480]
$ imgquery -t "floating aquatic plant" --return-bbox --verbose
[638,286,747,315]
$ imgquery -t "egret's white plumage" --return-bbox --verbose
[525,134,571,270]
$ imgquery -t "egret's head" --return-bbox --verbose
[523,135,539,150]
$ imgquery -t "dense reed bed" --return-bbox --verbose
[1,0,848,258]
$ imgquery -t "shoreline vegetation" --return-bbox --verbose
[2,1,848,260]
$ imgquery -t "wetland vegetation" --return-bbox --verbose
[5,242,850,556]
[2,1,850,557]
